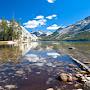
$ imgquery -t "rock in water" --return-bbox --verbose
[85,76,90,81]
[73,76,78,81]
[16,70,24,75]
[67,74,73,82]
[85,81,90,87]
[0,86,4,90]
[74,83,82,88]
[46,88,54,90]
[5,85,17,89]
[59,73,68,82]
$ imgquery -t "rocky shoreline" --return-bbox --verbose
[0,59,89,90]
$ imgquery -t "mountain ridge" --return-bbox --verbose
[41,16,90,41]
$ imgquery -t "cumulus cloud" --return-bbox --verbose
[35,15,44,19]
[47,0,56,3]
[47,24,60,30]
[23,14,58,29]
[23,20,39,28]
[23,19,47,29]
[46,14,57,20]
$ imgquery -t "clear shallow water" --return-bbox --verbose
[0,41,90,90]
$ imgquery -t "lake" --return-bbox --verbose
[0,41,90,90]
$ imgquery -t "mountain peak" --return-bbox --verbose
[84,16,90,21]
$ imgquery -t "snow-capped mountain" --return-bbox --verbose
[44,16,90,40]
[32,31,52,37]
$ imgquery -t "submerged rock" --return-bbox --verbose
[46,78,53,84]
[59,73,68,82]
[46,88,54,90]
[5,85,17,89]
[74,83,82,89]
[75,74,83,77]
[85,81,90,87]
[58,73,75,82]
[67,73,73,82]
[79,71,87,74]
[68,64,76,68]
[16,70,24,75]
[85,76,90,81]
[0,86,4,90]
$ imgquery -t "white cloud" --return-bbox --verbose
[47,24,60,30]
[46,14,57,20]
[24,20,39,28]
[23,14,58,29]
[35,15,44,19]
[47,0,56,3]
[23,19,47,29]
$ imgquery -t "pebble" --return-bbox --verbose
[46,78,53,84]
[68,64,76,67]
[68,82,73,84]
[85,76,90,81]
[75,74,83,78]
[16,70,24,75]
[74,83,82,88]
[85,81,90,87]
[57,88,61,90]
[36,72,41,74]
[0,86,4,90]
[67,74,73,82]
[59,73,68,82]
[5,85,17,89]
[73,76,78,81]
[46,88,54,90]
[79,71,87,74]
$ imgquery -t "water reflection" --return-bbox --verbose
[0,45,21,63]
[0,41,89,90]
[0,42,38,63]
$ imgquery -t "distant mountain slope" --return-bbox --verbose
[32,31,52,37]
[42,16,90,41]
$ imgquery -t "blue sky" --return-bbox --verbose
[0,0,90,32]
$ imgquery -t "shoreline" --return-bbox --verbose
[0,41,17,45]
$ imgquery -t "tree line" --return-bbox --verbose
[0,18,22,41]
